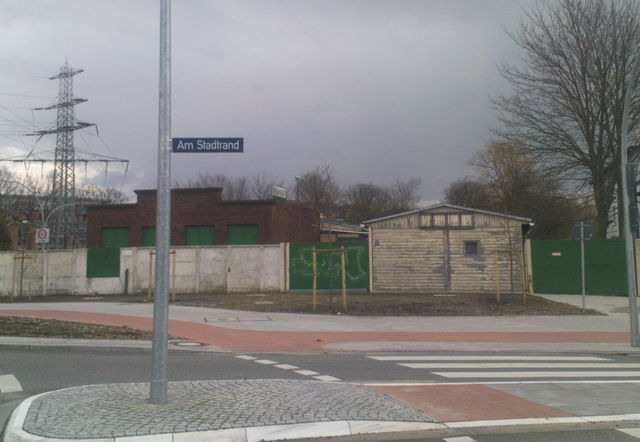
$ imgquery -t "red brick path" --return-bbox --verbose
[371,384,573,421]
[0,309,629,352]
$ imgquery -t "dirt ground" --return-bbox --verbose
[0,291,601,339]
[1,291,601,316]
[0,316,154,340]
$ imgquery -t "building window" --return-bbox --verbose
[185,225,215,245]
[227,224,259,245]
[464,241,480,256]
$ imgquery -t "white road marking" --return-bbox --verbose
[313,375,341,382]
[617,428,640,437]
[361,380,640,386]
[433,371,640,378]
[236,354,340,382]
[369,355,610,361]
[443,437,477,442]
[274,364,298,370]
[295,369,319,376]
[401,362,640,369]
[0,375,23,393]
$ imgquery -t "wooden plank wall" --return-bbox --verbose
[371,212,525,293]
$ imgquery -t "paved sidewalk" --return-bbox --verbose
[3,294,640,441]
[5,380,441,441]
[0,294,636,354]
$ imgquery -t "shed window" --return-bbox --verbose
[464,241,480,256]
[461,214,473,227]
[420,212,474,229]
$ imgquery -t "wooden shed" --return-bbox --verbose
[363,204,532,294]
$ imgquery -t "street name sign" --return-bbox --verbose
[172,138,244,153]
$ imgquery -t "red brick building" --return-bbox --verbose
[86,187,319,248]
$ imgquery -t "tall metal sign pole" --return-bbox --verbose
[621,51,640,348]
[151,0,171,403]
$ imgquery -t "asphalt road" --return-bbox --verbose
[3,348,640,441]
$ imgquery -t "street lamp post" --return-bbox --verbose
[0,179,80,297]
[620,51,640,347]
[1,180,46,296]
[150,0,171,405]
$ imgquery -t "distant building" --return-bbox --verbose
[364,203,532,293]
[319,218,368,242]
[86,187,319,248]
[0,194,96,250]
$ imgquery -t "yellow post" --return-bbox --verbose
[148,251,154,300]
[171,250,176,303]
[495,250,501,303]
[11,256,17,300]
[520,248,527,304]
[340,247,347,310]
[312,248,317,311]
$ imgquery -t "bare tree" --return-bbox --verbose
[444,141,588,239]
[444,177,493,210]
[388,178,422,212]
[344,183,390,223]
[493,0,640,238]
[297,165,342,217]
[249,173,288,200]
[77,185,128,204]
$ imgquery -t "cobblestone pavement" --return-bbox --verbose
[23,380,434,439]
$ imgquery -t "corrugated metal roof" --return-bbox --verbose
[362,203,533,224]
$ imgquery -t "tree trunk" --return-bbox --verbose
[593,185,612,238]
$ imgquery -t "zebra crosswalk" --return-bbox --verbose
[367,355,640,383]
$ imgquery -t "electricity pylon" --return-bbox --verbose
[5,61,129,249]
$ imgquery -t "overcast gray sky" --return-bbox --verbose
[0,0,530,203]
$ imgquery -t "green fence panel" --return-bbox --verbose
[530,239,627,295]
[86,248,120,278]
[531,240,581,294]
[289,241,369,290]
[585,239,627,295]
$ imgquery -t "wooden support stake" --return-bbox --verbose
[150,250,176,302]
[520,247,527,304]
[148,251,154,300]
[11,256,17,300]
[340,246,347,310]
[312,248,317,311]
[171,250,176,303]
[495,250,500,303]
